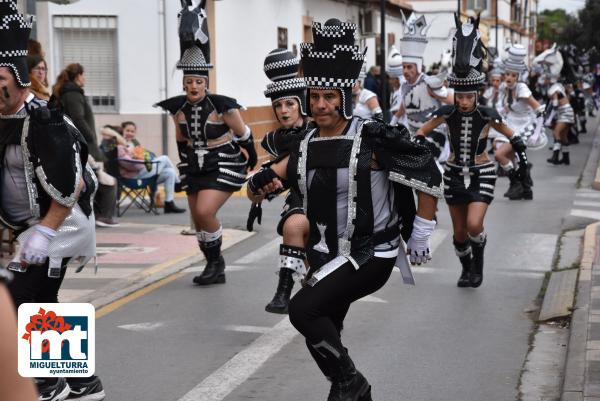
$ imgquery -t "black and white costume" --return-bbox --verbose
[155,1,256,286]
[249,19,442,401]
[399,14,449,165]
[0,2,102,399]
[259,49,310,314]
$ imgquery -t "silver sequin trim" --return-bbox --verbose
[35,143,82,208]
[388,172,444,198]
[20,117,40,218]
[298,128,316,212]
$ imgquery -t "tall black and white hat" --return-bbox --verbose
[502,44,528,74]
[263,49,307,116]
[0,0,34,87]
[300,18,365,119]
[400,13,431,73]
[176,0,212,78]
[447,14,486,93]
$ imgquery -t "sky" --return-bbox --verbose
[538,0,585,14]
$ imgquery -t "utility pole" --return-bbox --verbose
[380,0,388,120]
[457,0,461,15]
[495,0,499,51]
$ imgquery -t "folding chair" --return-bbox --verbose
[100,138,160,217]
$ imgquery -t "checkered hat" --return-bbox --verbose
[176,45,213,77]
[263,48,306,116]
[0,0,34,87]
[448,15,486,92]
[300,18,365,119]
[176,1,212,77]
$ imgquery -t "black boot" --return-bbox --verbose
[308,340,370,401]
[265,268,295,314]
[560,151,570,165]
[469,233,487,288]
[518,166,533,200]
[265,245,306,314]
[503,171,522,198]
[547,149,560,165]
[454,239,472,288]
[193,237,226,285]
[164,200,185,214]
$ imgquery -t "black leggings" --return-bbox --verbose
[289,256,395,373]
[8,262,68,309]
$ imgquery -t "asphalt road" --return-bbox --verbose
[92,123,599,401]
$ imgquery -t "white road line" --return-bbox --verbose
[234,237,281,264]
[118,322,165,332]
[573,200,600,208]
[177,319,298,401]
[430,228,449,252]
[576,192,600,199]
[570,209,600,220]
[358,295,388,303]
[223,325,271,334]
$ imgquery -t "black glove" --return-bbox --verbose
[509,135,527,153]
[246,202,262,232]
[247,168,279,195]
[238,135,257,170]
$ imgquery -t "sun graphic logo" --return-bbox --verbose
[18,303,95,377]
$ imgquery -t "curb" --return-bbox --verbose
[582,119,600,189]
[560,221,598,400]
[73,229,254,312]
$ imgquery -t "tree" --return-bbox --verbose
[577,0,600,51]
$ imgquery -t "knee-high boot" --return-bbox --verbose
[454,239,473,288]
[469,232,487,288]
[265,245,306,314]
[308,340,372,401]
[193,229,226,285]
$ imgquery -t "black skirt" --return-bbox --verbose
[184,142,248,194]
[443,162,496,205]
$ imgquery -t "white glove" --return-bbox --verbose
[406,216,436,265]
[21,225,56,265]
[390,114,399,126]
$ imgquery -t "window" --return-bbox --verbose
[53,15,118,113]
[467,0,487,12]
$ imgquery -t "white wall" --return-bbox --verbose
[42,0,182,114]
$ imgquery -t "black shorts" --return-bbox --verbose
[184,143,247,194]
[443,163,496,205]
[276,189,305,236]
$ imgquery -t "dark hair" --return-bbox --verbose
[121,121,136,130]
[103,124,122,134]
[52,63,84,99]
[27,39,43,57]
[27,55,48,87]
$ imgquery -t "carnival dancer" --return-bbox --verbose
[417,15,528,288]
[0,2,103,400]
[547,82,575,165]
[247,49,311,314]
[387,45,405,125]
[396,14,453,165]
[352,65,383,120]
[155,1,257,286]
[496,44,545,200]
[247,19,442,401]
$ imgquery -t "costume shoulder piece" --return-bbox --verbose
[516,82,532,99]
[154,95,187,115]
[206,94,243,115]
[477,106,503,123]
[27,105,83,208]
[361,120,443,198]
[432,104,456,119]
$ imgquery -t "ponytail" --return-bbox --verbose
[52,63,84,100]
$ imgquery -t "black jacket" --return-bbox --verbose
[59,81,103,161]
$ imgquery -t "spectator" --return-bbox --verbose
[26,54,49,101]
[88,151,120,227]
[363,65,381,99]
[51,63,104,161]
[27,38,44,57]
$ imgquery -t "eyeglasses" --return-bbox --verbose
[32,67,47,72]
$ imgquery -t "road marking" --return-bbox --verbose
[431,228,449,252]
[576,192,600,199]
[571,209,600,220]
[573,200,600,208]
[358,295,387,303]
[234,237,280,264]
[223,325,271,334]
[118,321,165,332]
[177,319,298,401]
[96,272,184,319]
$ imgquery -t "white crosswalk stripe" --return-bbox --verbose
[569,189,600,220]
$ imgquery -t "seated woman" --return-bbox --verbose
[103,124,185,214]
